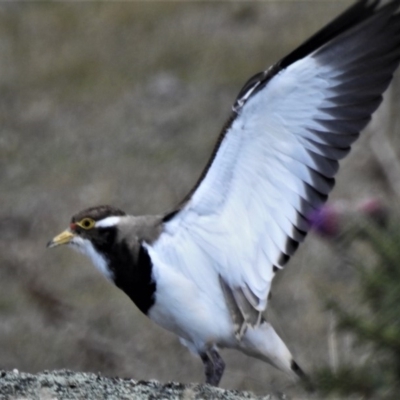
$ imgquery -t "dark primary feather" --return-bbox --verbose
[279,0,383,70]
[234,0,400,112]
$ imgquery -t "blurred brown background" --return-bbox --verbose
[1,1,400,397]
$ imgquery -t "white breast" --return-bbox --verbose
[144,243,235,350]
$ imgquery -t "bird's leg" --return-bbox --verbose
[200,352,214,384]
[210,348,225,385]
[200,347,225,386]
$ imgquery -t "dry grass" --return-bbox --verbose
[1,1,399,397]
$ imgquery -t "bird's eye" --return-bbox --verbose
[77,218,95,230]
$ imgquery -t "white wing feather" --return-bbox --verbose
[150,57,332,311]
[148,2,400,313]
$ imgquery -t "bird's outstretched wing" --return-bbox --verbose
[151,0,400,324]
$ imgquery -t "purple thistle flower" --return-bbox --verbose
[308,204,340,238]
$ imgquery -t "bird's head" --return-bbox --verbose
[47,205,127,280]
[47,205,126,250]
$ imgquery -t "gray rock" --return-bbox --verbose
[0,370,282,400]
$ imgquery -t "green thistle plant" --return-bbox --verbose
[312,210,400,399]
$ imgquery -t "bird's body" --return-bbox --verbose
[49,0,400,387]
[56,208,297,384]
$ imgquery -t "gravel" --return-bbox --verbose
[0,370,283,400]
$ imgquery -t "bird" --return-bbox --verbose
[48,0,400,387]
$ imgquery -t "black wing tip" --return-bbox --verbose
[281,0,400,70]
[233,0,400,113]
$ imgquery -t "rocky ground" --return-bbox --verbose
[0,370,281,400]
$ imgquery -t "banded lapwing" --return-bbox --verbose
[48,0,400,387]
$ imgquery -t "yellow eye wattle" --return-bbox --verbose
[77,218,95,230]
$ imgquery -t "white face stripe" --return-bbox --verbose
[69,236,114,281]
[95,216,121,228]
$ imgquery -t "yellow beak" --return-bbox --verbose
[47,229,75,248]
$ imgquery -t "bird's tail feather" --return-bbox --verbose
[238,321,300,378]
